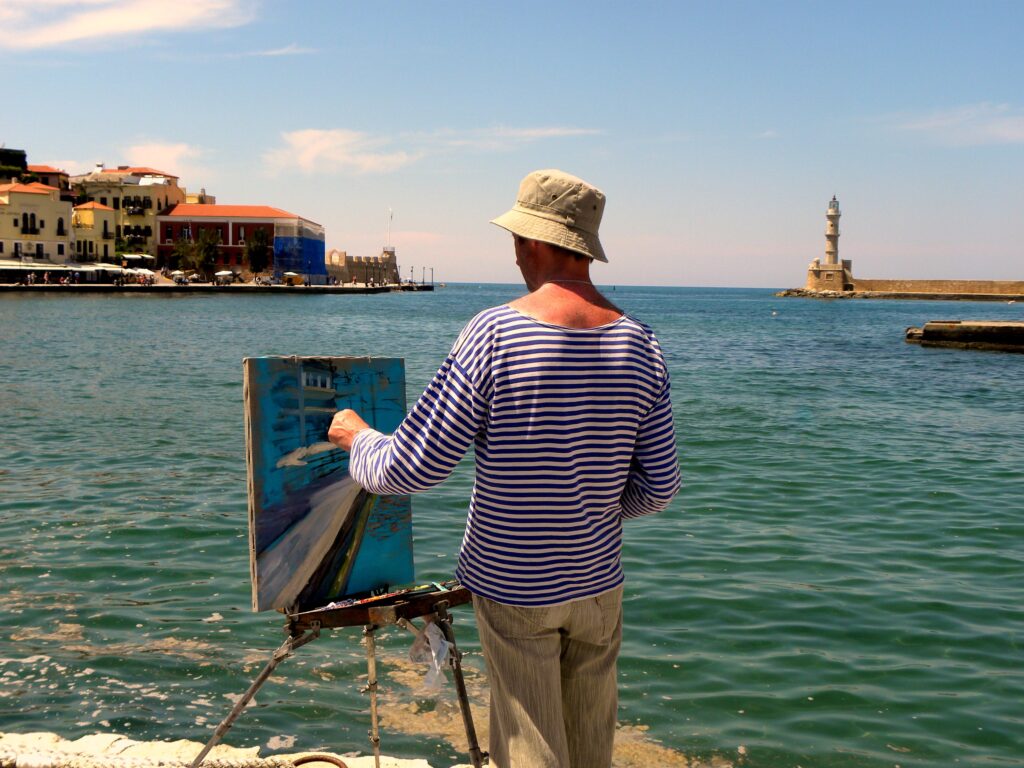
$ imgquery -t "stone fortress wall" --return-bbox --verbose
[850,278,1024,295]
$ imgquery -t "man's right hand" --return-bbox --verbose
[328,409,370,452]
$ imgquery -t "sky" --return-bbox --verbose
[2,0,1022,287]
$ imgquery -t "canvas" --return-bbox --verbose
[243,355,414,613]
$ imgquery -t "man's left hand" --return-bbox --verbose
[328,409,370,451]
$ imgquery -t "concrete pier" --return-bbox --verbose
[0,283,434,295]
[905,320,1024,352]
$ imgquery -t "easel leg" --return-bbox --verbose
[434,603,486,768]
[191,627,319,768]
[363,624,382,768]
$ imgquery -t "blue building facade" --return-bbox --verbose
[274,217,326,283]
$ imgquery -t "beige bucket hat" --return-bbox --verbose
[490,169,607,262]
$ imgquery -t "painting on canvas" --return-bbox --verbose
[243,356,414,612]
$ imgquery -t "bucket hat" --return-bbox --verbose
[490,169,607,262]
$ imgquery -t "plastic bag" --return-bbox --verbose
[409,621,451,692]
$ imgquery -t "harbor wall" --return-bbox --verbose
[851,278,1024,295]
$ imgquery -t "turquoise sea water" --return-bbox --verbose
[1,286,1022,767]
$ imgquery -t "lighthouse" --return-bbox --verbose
[824,195,840,265]
[804,195,852,292]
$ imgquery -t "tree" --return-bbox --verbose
[170,237,194,271]
[245,227,271,274]
[182,229,220,277]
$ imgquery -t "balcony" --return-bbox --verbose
[19,227,39,235]
[125,206,145,216]
[102,232,114,239]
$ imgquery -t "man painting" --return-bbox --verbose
[328,169,681,768]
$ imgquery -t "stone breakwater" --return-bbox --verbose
[905,320,1024,352]
[777,287,1024,301]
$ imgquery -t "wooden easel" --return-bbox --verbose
[190,583,486,768]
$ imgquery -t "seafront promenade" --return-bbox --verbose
[0,282,434,295]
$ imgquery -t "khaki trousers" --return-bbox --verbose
[473,586,623,768]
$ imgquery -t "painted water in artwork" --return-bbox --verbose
[243,356,414,612]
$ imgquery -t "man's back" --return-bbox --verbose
[449,303,677,606]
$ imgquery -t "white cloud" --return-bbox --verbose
[891,103,1024,146]
[427,125,603,151]
[124,142,207,183]
[249,43,314,57]
[0,0,255,50]
[263,124,603,176]
[220,43,316,59]
[264,130,416,175]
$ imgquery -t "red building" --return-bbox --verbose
[156,204,297,271]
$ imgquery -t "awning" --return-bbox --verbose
[0,262,76,271]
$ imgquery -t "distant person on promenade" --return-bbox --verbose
[328,169,681,768]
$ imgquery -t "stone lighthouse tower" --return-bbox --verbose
[805,195,853,292]
[824,195,840,265]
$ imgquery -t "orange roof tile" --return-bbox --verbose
[26,181,59,191]
[0,182,54,195]
[101,166,179,179]
[74,201,115,211]
[28,164,66,174]
[163,203,300,219]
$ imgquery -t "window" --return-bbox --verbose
[113,198,120,210]
[100,197,107,206]
[57,217,65,236]
[58,244,64,256]
[89,240,94,253]
[39,219,45,229]
[239,226,245,241]
[103,244,108,258]
[0,242,3,253]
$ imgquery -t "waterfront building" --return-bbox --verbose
[156,204,326,281]
[0,182,73,265]
[71,201,118,264]
[184,188,217,205]
[326,246,400,284]
[27,165,71,198]
[70,164,188,257]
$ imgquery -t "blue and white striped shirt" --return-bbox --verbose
[349,305,681,606]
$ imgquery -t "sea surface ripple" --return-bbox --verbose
[1,285,1022,767]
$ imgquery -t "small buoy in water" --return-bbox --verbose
[771,310,778,317]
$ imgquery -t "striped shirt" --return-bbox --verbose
[349,304,681,606]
